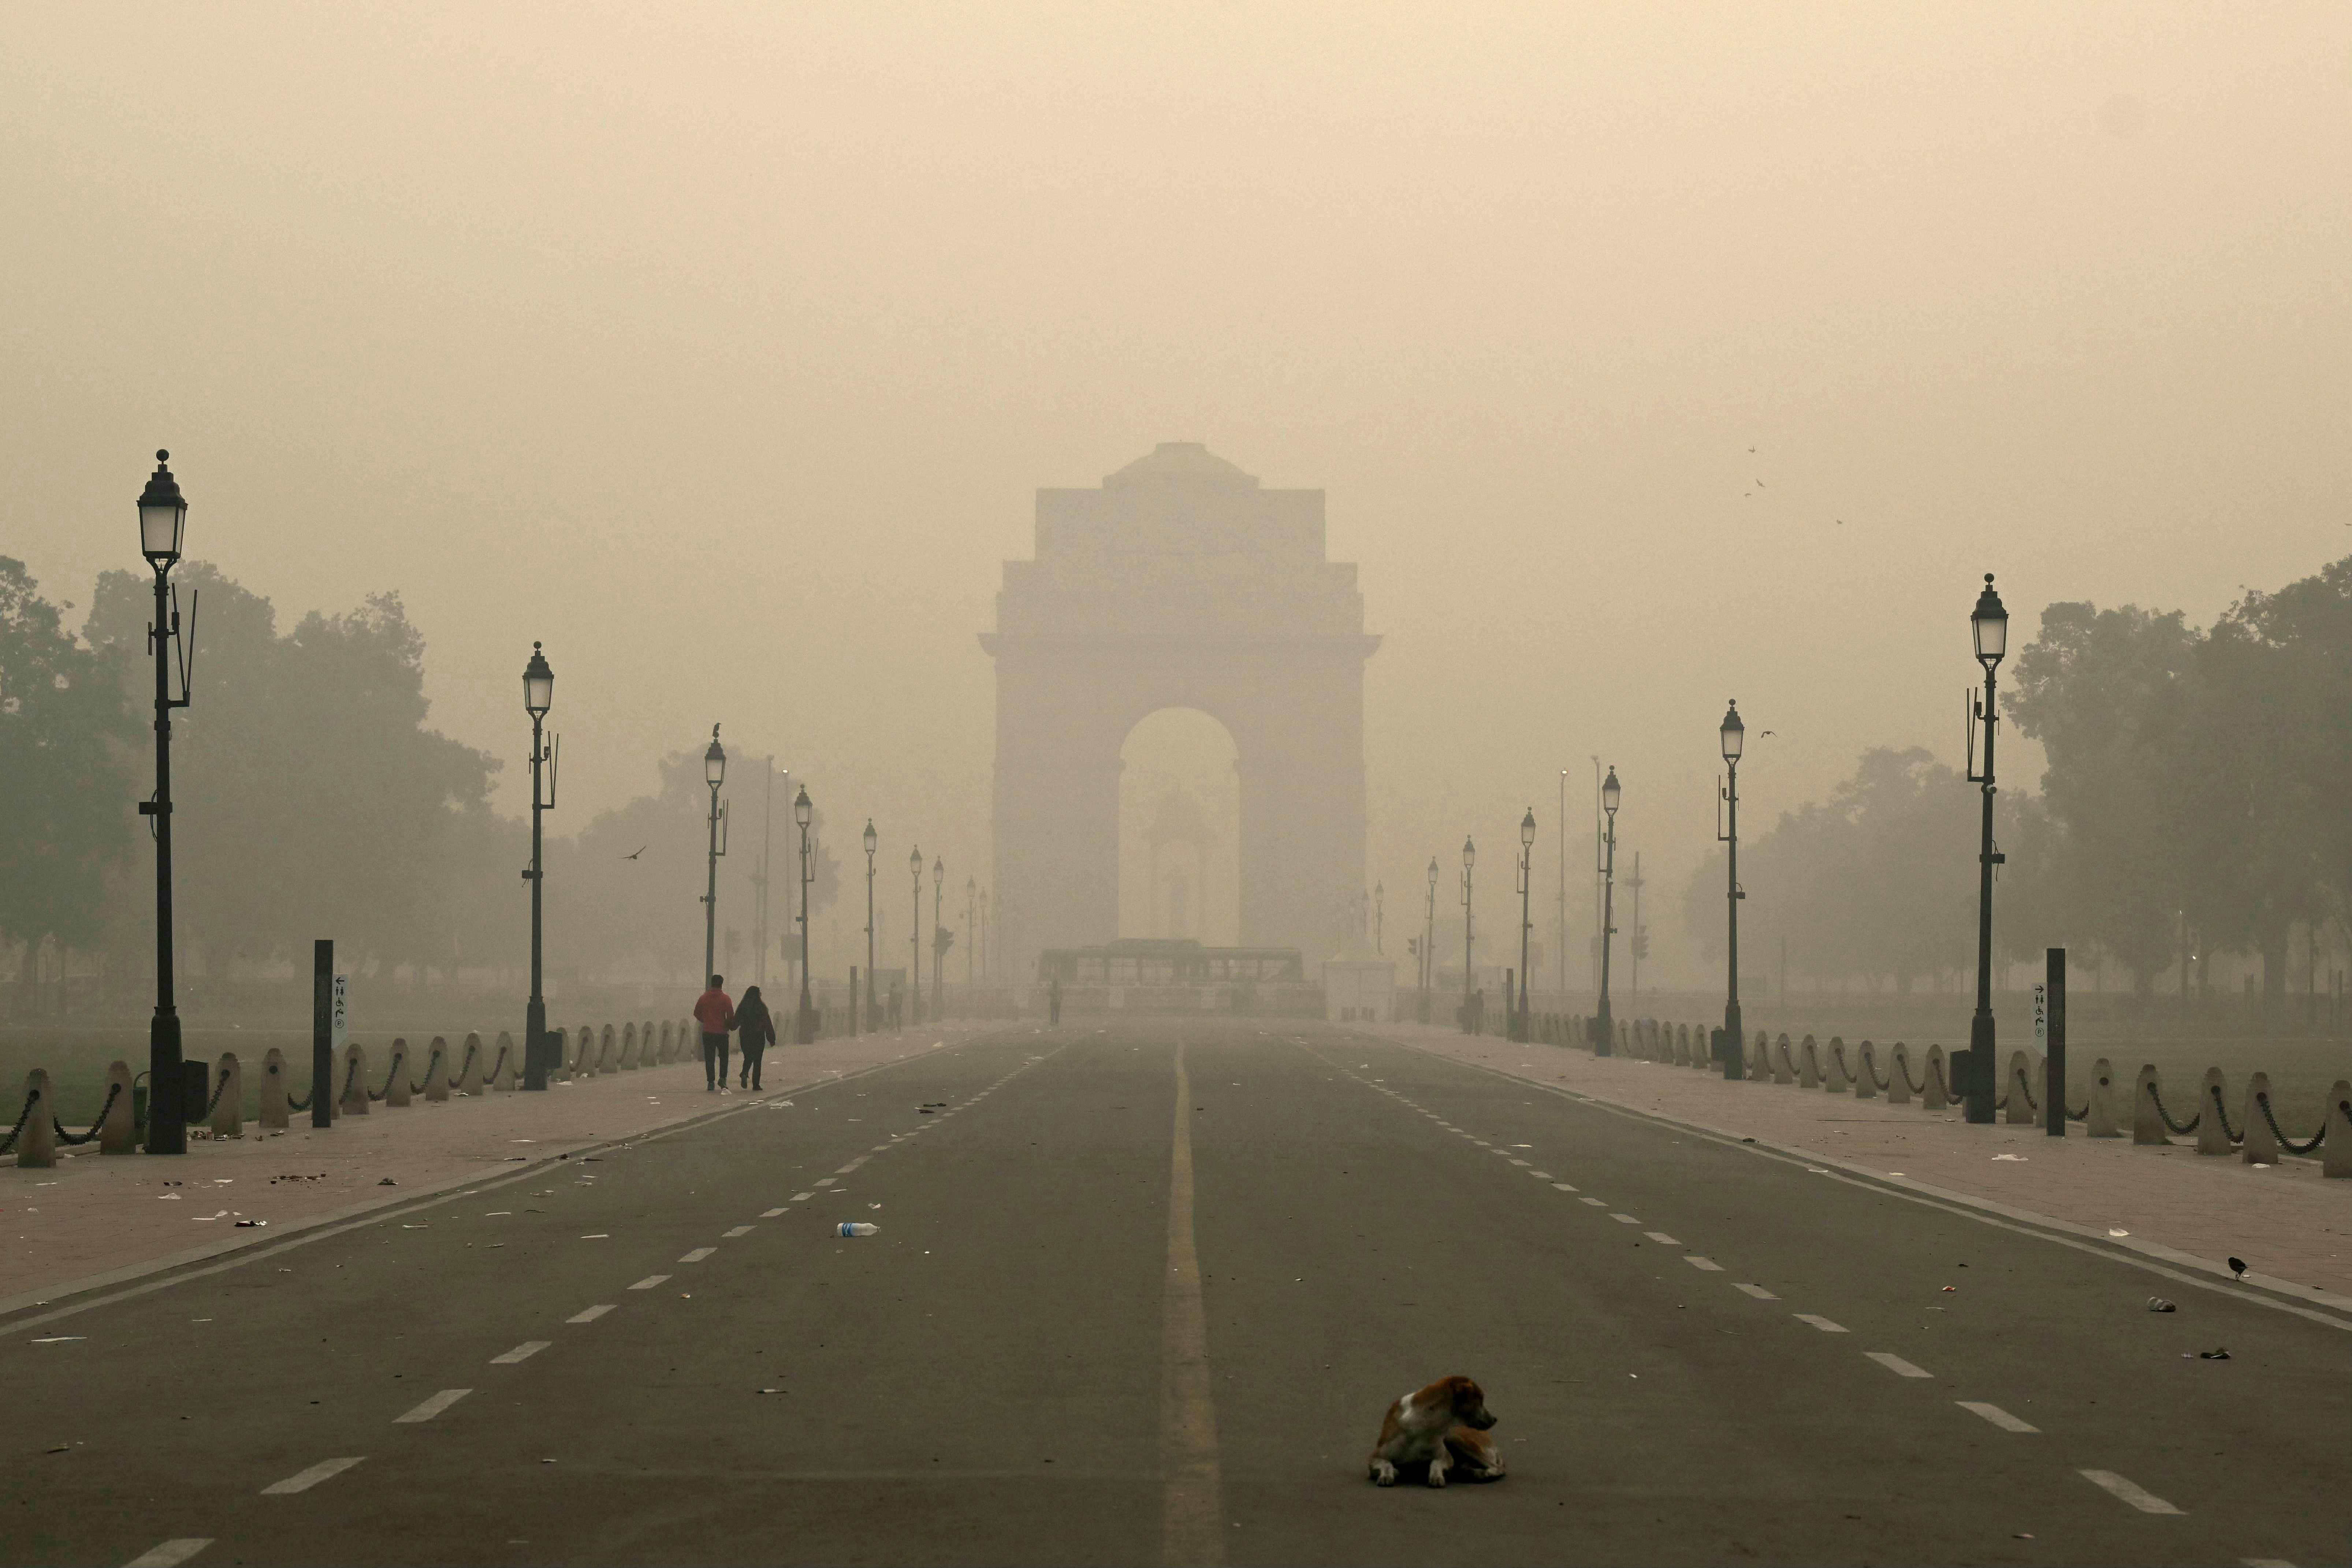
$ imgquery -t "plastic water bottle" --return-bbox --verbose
[836,1222,879,1237]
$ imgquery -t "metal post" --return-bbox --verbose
[864,831,877,1036]
[144,564,185,1153]
[796,813,814,1044]
[933,871,945,1020]
[1597,809,1616,1057]
[1461,848,1474,1033]
[1516,843,1531,1042]
[1721,753,1743,1080]
[704,788,723,987]
[1422,863,1436,1025]
[2045,947,2066,1137]
[1968,659,2001,1124]
[910,853,923,1027]
[311,940,334,1128]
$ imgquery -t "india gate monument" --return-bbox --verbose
[983,443,1380,979]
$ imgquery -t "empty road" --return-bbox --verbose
[6,1020,2341,1567]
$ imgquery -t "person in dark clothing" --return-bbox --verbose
[735,985,775,1091]
[693,974,734,1091]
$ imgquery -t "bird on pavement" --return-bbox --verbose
[2228,1256,2248,1281]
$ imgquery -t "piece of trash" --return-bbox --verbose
[1741,1137,1755,1143]
[581,1234,609,1240]
[2147,1298,2176,1312]
[30,1337,84,1344]
[2251,1162,2270,1169]
[541,1458,556,1465]
[1991,1154,2026,1162]
[1805,1167,1828,1174]
[836,1222,880,1237]
[235,1219,266,1228]
[45,1445,68,1454]
[378,1178,398,1186]
[157,1193,181,1201]
[401,1224,428,1230]
[2013,1533,2034,1540]
[759,1388,780,1394]
[2198,1348,2231,1360]
[2108,1228,2130,1237]
[1941,1285,1957,1293]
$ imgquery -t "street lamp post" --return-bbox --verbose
[932,856,945,1020]
[908,846,923,1025]
[1374,881,1384,955]
[863,821,878,1034]
[1460,836,1476,1033]
[701,727,727,985]
[136,452,192,1153]
[1422,857,1437,1024]
[965,875,976,987]
[978,887,989,981]
[1966,574,2010,1125]
[521,644,557,1090]
[1719,701,1745,1079]
[793,785,815,1044]
[1516,811,1535,1041]
[1596,770,1620,1057]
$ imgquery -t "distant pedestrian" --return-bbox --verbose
[693,974,735,1091]
[1048,977,1063,1027]
[735,985,775,1091]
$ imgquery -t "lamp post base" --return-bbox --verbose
[144,1006,185,1154]
[1721,1001,1745,1080]
[1594,1004,1614,1057]
[1966,1009,1997,1123]
[523,998,548,1091]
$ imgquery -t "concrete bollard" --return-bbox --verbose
[100,1059,138,1151]
[644,1021,656,1064]
[210,1053,243,1138]
[340,1041,371,1116]
[653,1021,669,1063]
[385,1039,412,1108]
[2194,1067,2233,1156]
[574,1023,594,1077]
[2005,1051,2036,1125]
[2241,1072,2282,1165]
[424,1037,451,1102]
[600,1024,617,1073]
[1854,1042,1879,1100]
[2085,1058,2121,1137]
[457,1032,484,1095]
[1922,1046,1948,1111]
[1824,1037,1850,1094]
[619,1023,637,1070]
[15,1069,55,1169]
[2324,1081,2352,1178]
[1797,1035,1819,1089]
[1886,1043,1912,1105]
[1771,1033,1794,1086]
[492,1031,517,1091]
[2132,1064,2168,1144]
[1750,1031,1768,1079]
[258,1049,290,1131]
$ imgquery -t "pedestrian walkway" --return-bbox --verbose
[1361,1022,2352,1307]
[0,1025,1012,1313]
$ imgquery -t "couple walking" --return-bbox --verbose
[691,974,777,1091]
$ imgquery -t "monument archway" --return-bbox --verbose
[983,442,1379,977]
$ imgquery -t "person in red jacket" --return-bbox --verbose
[693,975,735,1091]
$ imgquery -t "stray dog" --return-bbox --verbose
[1366,1375,1505,1487]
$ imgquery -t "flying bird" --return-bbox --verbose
[624,845,647,860]
[1760,730,1777,737]
[1755,478,1766,488]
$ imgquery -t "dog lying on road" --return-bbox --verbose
[1367,1375,1505,1487]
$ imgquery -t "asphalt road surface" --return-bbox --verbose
[6,1020,2344,1567]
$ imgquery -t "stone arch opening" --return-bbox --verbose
[1118,708,1240,945]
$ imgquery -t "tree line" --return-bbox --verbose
[1679,554,2351,1025]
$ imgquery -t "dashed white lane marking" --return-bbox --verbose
[2241,1558,2297,1567]
[1794,1314,1848,1333]
[1866,1351,1932,1378]
[124,1538,212,1567]
[628,1275,670,1290]
[1507,1159,1531,1167]
[2079,1469,2185,1515]
[566,1305,615,1324]
[1735,1284,1778,1300]
[813,1178,836,1188]
[1644,1232,1681,1246]
[1685,1256,1724,1271]
[789,1192,813,1202]
[394,1389,472,1424]
[1551,1182,1578,1192]
[722,1225,753,1238]
[1609,1214,1641,1225]
[679,1247,715,1263]
[261,1456,364,1494]
[1579,1197,1607,1207]
[490,1341,550,1364]
[1957,1400,2037,1432]
[1527,1171,1552,1180]
[761,1207,787,1218]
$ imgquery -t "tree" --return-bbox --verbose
[0,558,137,954]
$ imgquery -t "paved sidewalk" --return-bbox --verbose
[0,1023,1021,1312]
[1354,1022,2352,1308]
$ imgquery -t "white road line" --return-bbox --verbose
[628,1275,670,1290]
[2079,1469,2185,1515]
[678,1247,715,1263]
[1686,1256,1724,1272]
[1735,1283,1778,1299]
[722,1225,753,1238]
[761,1207,786,1218]
[1610,1214,1641,1225]
[1957,1400,2037,1432]
[1644,1232,1681,1246]
[261,1456,364,1495]
[393,1389,472,1424]
[123,1539,212,1567]
[1793,1314,1847,1333]
[1551,1182,1578,1192]
[813,1178,836,1187]
[566,1305,615,1324]
[1579,1197,1607,1207]
[1527,1171,1552,1179]
[789,1192,813,1202]
[1866,1351,1932,1378]
[1507,1159,1531,1167]
[490,1340,550,1364]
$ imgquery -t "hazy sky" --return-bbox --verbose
[4,4,2345,985]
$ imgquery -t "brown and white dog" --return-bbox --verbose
[1366,1375,1505,1487]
